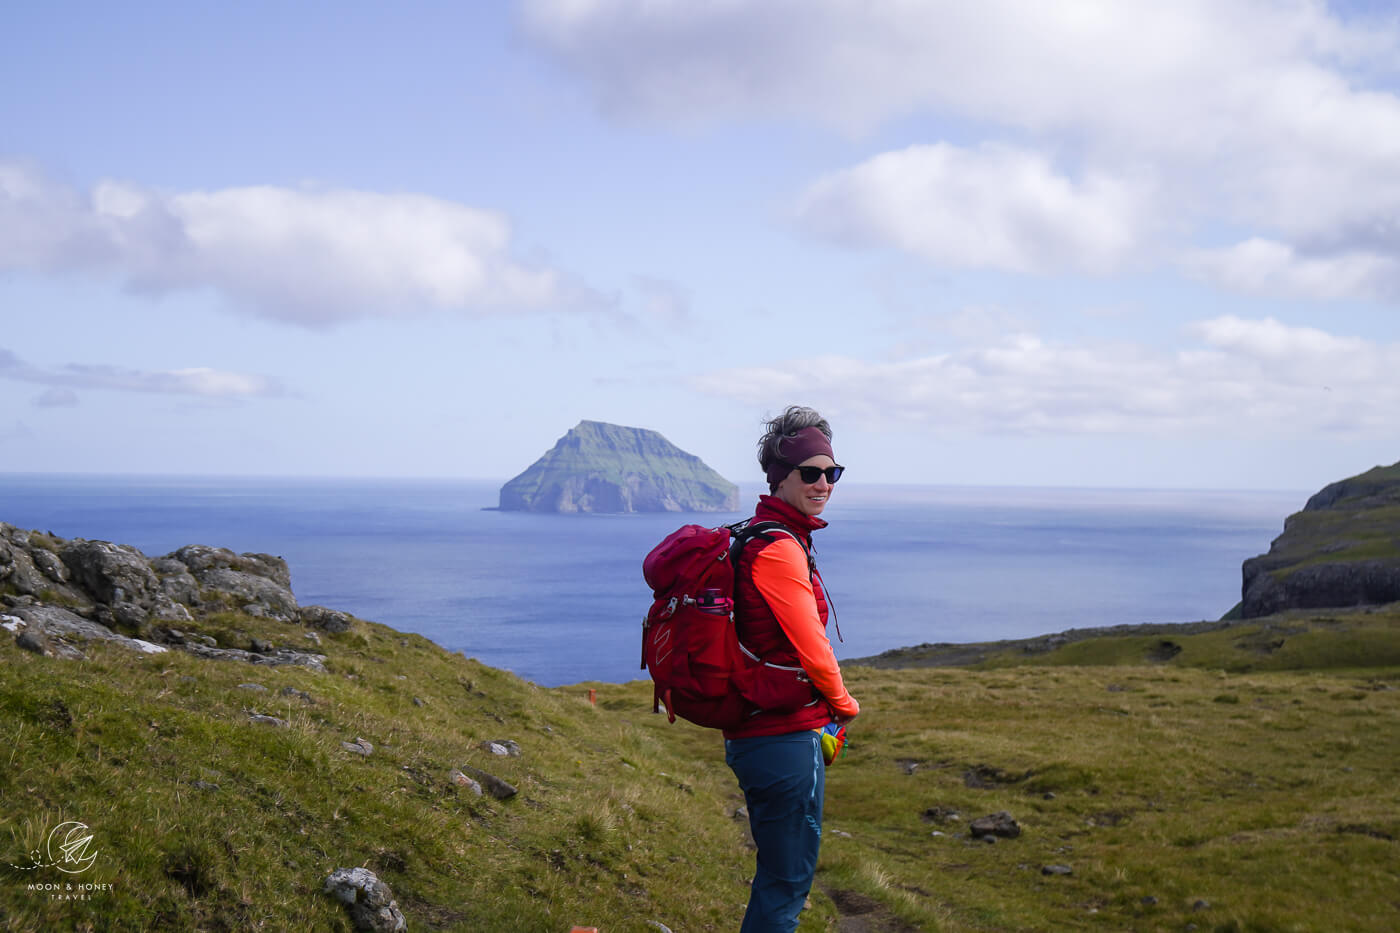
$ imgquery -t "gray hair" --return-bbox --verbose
[756,405,832,476]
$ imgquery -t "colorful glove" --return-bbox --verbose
[820,722,847,765]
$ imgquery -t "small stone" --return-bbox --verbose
[412,697,424,707]
[1141,896,1158,906]
[238,683,269,692]
[342,738,374,756]
[191,780,221,792]
[1042,864,1073,876]
[921,806,960,824]
[1192,899,1211,912]
[970,811,1021,839]
[449,769,483,795]
[248,714,289,727]
[16,631,48,654]
[455,764,517,799]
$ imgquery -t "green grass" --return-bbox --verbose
[974,605,1400,673]
[3,607,1399,931]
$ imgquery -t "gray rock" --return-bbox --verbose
[179,641,327,673]
[248,714,289,727]
[16,630,49,654]
[323,867,406,933]
[60,539,160,607]
[157,567,202,607]
[454,764,516,799]
[1042,864,1073,876]
[2,547,50,596]
[196,567,298,620]
[1243,558,1400,618]
[299,605,354,633]
[149,556,188,575]
[342,738,374,756]
[149,594,193,622]
[237,552,292,589]
[7,604,168,657]
[29,547,68,583]
[237,683,269,692]
[970,811,1021,839]
[481,739,522,757]
[922,806,961,824]
[449,769,484,795]
[166,545,239,575]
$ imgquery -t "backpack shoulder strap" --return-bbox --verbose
[728,519,812,571]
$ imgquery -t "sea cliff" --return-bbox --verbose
[1240,460,1400,618]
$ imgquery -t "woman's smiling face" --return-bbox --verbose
[775,454,836,517]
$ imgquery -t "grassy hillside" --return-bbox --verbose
[3,605,1399,931]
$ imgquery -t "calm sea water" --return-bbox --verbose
[0,475,1301,686]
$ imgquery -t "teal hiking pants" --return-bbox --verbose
[725,729,825,933]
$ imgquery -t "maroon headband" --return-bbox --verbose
[765,426,835,487]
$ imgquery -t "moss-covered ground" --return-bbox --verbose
[2,605,1398,931]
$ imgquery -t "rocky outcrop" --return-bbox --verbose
[323,867,406,933]
[1,522,349,666]
[1241,461,1400,618]
[499,420,739,513]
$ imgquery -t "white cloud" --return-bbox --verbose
[1190,314,1367,360]
[519,1,1399,141]
[0,164,576,326]
[1182,238,1400,302]
[692,316,1400,436]
[794,143,1153,273]
[0,347,283,400]
[522,0,1400,289]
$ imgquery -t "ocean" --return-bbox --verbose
[0,475,1302,686]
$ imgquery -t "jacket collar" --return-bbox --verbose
[754,494,828,537]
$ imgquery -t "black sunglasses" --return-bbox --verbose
[783,462,845,485]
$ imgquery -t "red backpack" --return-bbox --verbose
[640,520,816,729]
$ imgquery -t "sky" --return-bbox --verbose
[2,0,1398,491]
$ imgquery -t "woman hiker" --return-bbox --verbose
[725,405,861,932]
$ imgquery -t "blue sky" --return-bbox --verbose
[3,0,1398,490]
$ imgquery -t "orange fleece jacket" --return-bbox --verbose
[750,536,860,719]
